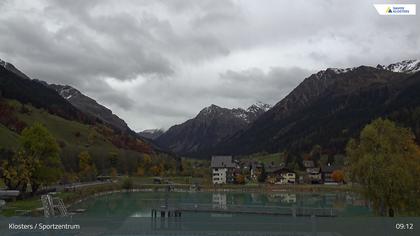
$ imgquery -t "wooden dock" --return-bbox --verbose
[151,203,337,218]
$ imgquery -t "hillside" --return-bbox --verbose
[215,64,420,156]
[49,84,131,133]
[0,98,156,174]
[0,66,90,124]
[0,59,175,176]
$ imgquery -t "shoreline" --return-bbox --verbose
[65,183,358,208]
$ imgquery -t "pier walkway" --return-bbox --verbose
[152,203,338,218]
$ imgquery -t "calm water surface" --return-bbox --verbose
[5,192,414,236]
[71,191,372,218]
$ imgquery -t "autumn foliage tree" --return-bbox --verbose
[235,174,245,184]
[21,123,62,193]
[78,151,98,182]
[331,170,344,183]
[1,151,34,192]
[1,123,62,194]
[346,118,420,216]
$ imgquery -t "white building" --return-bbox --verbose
[211,156,236,184]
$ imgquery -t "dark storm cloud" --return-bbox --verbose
[0,0,419,130]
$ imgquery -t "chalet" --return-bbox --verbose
[250,162,263,180]
[211,156,236,184]
[306,167,322,184]
[238,160,263,181]
[266,167,296,184]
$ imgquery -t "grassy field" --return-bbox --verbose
[0,124,20,149]
[16,102,120,154]
[0,197,41,217]
[239,152,285,165]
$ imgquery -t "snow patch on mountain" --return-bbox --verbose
[0,58,6,68]
[54,85,81,100]
[378,59,420,74]
[329,67,356,74]
[198,102,271,124]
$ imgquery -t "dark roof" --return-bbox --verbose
[266,166,294,174]
[211,156,235,168]
[306,167,321,174]
[321,164,339,173]
[303,160,315,168]
[251,162,263,169]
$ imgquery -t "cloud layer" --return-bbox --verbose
[0,0,419,131]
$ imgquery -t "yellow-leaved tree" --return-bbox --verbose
[346,118,420,216]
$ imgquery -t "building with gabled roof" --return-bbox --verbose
[211,156,236,184]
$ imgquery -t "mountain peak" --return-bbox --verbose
[377,59,420,74]
[247,102,271,113]
[0,58,6,67]
[198,104,223,116]
[157,102,270,155]
[0,58,31,80]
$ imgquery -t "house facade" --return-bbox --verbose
[211,156,236,184]
[266,167,296,184]
[306,167,322,184]
[321,164,339,184]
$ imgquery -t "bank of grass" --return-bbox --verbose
[130,176,209,185]
[0,183,122,217]
[0,197,41,217]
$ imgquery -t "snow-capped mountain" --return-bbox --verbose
[198,103,271,124]
[217,61,420,156]
[49,84,131,133]
[156,102,271,155]
[0,58,31,80]
[0,58,133,134]
[314,59,420,79]
[377,59,420,74]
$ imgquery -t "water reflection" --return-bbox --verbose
[71,191,371,218]
[212,193,232,217]
[212,193,227,209]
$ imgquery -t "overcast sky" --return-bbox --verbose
[0,0,419,131]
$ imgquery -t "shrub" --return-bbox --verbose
[121,177,133,190]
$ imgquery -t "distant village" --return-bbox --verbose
[210,155,345,185]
